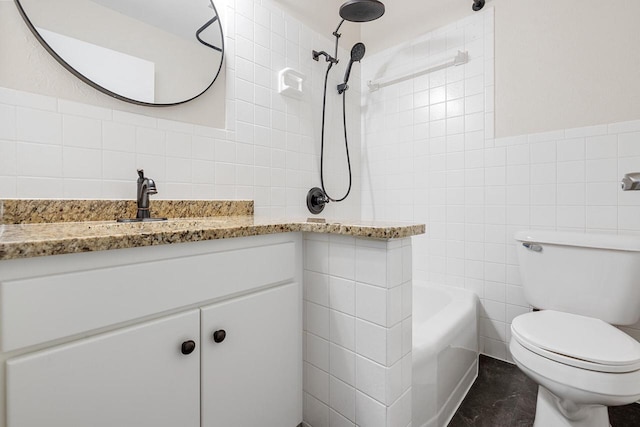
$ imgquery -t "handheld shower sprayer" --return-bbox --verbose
[338,42,366,94]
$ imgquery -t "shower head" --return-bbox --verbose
[350,42,366,62]
[339,0,385,23]
[338,42,366,94]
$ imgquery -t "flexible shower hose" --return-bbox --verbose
[319,62,352,203]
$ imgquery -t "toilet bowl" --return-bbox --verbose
[510,311,640,427]
[512,231,640,427]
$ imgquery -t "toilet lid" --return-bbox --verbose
[511,310,640,373]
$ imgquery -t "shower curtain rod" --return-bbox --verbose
[367,50,469,92]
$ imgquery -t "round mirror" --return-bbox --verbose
[14,0,224,106]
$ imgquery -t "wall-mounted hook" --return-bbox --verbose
[472,0,485,11]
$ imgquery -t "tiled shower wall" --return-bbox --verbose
[360,10,497,352]
[360,7,640,362]
[0,0,361,220]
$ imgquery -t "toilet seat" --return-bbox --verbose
[511,310,640,373]
[510,337,640,406]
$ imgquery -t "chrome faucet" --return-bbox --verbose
[136,169,158,219]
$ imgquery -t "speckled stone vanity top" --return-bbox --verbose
[0,200,425,260]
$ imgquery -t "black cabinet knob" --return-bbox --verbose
[213,329,226,343]
[181,340,196,355]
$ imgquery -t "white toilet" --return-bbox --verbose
[510,230,640,427]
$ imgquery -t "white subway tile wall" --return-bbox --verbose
[0,0,360,220]
[303,234,413,427]
[360,7,640,362]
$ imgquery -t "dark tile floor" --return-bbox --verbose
[448,355,640,427]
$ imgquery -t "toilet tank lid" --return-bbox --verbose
[514,230,640,252]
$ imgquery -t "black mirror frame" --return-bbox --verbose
[13,0,225,107]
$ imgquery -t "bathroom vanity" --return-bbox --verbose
[0,200,424,427]
[0,233,301,427]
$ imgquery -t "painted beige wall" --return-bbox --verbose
[494,0,640,137]
[362,0,640,138]
[361,0,474,54]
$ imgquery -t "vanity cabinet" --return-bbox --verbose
[6,310,202,427]
[0,233,303,427]
[201,283,300,426]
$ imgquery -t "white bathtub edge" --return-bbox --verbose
[439,356,479,427]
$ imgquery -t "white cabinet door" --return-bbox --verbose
[6,310,200,427]
[201,283,302,427]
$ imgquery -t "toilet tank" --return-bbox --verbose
[514,230,640,325]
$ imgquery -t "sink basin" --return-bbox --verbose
[116,217,168,223]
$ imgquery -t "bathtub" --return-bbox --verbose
[412,285,479,427]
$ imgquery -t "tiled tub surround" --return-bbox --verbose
[359,8,640,362]
[303,234,413,427]
[361,11,497,359]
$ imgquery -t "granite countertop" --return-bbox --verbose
[0,200,425,261]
